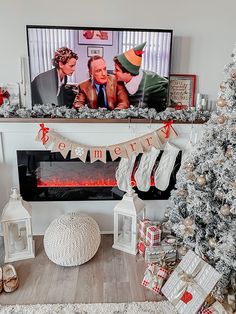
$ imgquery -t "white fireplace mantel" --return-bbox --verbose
[0,120,205,234]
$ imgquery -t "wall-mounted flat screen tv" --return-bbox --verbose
[26,25,173,114]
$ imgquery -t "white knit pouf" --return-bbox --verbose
[44,213,101,266]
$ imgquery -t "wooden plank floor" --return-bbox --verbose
[0,235,164,305]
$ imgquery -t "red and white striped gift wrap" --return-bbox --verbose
[138,219,151,240]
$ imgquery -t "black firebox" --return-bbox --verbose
[17,150,181,201]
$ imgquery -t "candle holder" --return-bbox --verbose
[1,187,35,262]
[112,186,146,255]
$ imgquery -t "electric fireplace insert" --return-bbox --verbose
[17,150,181,201]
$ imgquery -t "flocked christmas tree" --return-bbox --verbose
[167,47,236,298]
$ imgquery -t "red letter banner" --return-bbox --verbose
[51,138,72,158]
[140,131,162,152]
[70,144,88,162]
[90,147,107,163]
[108,144,128,161]
[124,139,143,158]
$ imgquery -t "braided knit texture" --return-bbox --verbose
[134,147,160,191]
[115,154,137,192]
[44,213,101,266]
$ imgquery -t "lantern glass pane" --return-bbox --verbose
[137,210,144,221]
[7,221,28,253]
[117,214,132,247]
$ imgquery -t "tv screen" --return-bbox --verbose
[26,25,173,113]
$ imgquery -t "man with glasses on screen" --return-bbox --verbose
[73,55,129,110]
[31,47,78,107]
[113,42,168,112]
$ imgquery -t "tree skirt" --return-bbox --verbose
[0,301,177,314]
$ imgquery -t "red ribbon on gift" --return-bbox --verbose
[163,120,174,139]
[39,123,49,145]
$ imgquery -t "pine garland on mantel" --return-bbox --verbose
[0,103,211,122]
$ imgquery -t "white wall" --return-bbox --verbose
[0,0,236,103]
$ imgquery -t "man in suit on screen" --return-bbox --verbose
[73,55,129,110]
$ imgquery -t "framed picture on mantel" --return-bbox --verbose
[169,74,196,108]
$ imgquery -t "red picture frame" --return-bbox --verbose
[78,30,113,46]
[169,74,196,108]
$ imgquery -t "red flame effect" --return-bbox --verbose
[37,177,117,187]
[37,175,155,188]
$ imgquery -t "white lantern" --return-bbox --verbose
[1,187,35,262]
[112,187,146,255]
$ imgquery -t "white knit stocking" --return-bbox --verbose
[134,147,160,191]
[115,154,137,192]
[154,142,180,191]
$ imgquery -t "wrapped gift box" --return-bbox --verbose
[138,219,151,240]
[161,250,221,314]
[141,263,169,295]
[138,219,161,241]
[145,242,177,263]
[162,235,177,245]
[146,225,162,246]
[201,301,228,314]
[138,240,146,256]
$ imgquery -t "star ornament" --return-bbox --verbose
[74,146,85,157]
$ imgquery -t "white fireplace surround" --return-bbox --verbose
[0,121,204,234]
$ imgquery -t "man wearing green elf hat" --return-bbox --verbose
[113,42,168,111]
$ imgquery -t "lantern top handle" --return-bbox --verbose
[10,187,21,200]
[127,185,135,197]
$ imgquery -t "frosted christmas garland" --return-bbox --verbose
[0,102,211,122]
